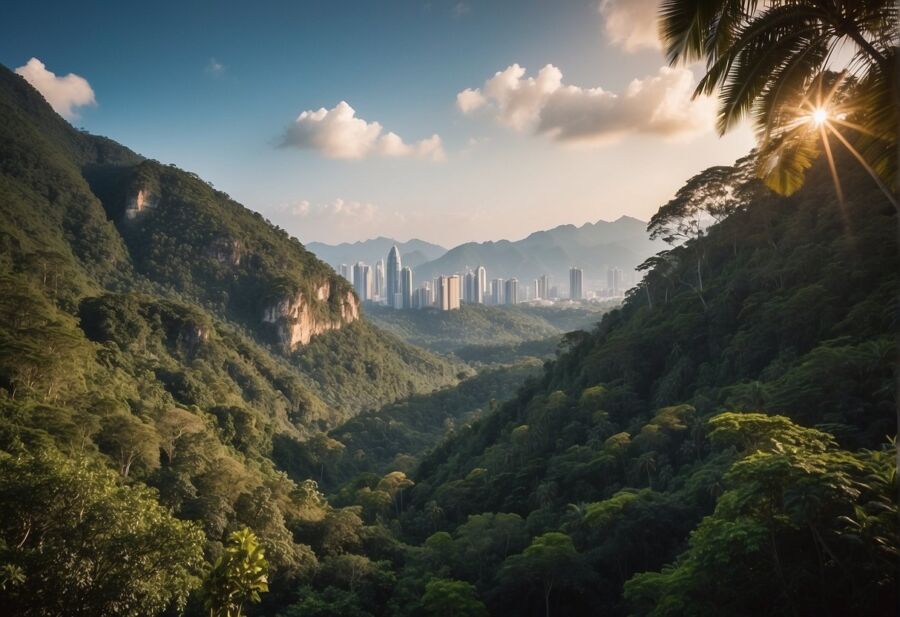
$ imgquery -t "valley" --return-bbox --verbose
[0,3,897,615]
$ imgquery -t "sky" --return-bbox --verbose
[1,0,756,247]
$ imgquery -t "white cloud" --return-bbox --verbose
[456,88,486,113]
[14,58,96,120]
[598,0,662,52]
[457,64,714,144]
[281,101,445,161]
[206,58,225,76]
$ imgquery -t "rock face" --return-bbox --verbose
[263,280,359,350]
[209,238,242,266]
[125,189,158,220]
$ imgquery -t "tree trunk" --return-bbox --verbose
[544,580,553,617]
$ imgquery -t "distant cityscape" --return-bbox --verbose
[338,245,636,311]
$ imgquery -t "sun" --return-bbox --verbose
[811,107,829,127]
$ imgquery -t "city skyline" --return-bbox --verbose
[338,244,632,311]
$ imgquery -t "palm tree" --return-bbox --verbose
[660,0,898,201]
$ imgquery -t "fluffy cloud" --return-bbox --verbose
[457,64,714,144]
[598,0,662,52]
[282,101,445,161]
[14,58,96,120]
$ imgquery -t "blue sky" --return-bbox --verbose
[2,0,755,246]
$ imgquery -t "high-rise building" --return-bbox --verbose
[607,267,623,294]
[475,266,486,304]
[353,262,372,301]
[339,264,353,284]
[413,283,434,309]
[504,278,518,305]
[386,245,402,308]
[537,274,552,299]
[438,275,461,310]
[569,267,584,300]
[374,259,385,300]
[400,266,413,309]
[463,270,476,304]
[490,278,505,305]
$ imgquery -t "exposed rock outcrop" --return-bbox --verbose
[263,281,359,350]
[209,238,243,266]
[124,189,158,220]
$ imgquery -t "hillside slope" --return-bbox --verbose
[0,62,461,422]
[391,154,897,616]
[0,62,466,613]
[364,303,609,356]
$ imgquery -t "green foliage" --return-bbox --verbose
[202,527,269,617]
[421,578,487,617]
[660,0,897,193]
[365,303,606,358]
[0,447,205,616]
[498,532,590,617]
[324,361,541,487]
[624,414,898,616]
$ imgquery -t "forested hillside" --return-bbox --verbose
[0,63,465,615]
[0,53,896,617]
[365,304,609,358]
[387,154,897,616]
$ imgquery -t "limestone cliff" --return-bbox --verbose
[262,280,359,350]
[124,188,158,220]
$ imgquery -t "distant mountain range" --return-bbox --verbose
[413,216,665,286]
[307,217,664,288]
[306,237,447,270]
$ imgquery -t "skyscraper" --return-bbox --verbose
[490,278,505,305]
[339,264,353,284]
[537,274,552,299]
[353,262,372,301]
[412,283,433,309]
[607,267,623,294]
[569,267,584,300]
[386,245,401,308]
[475,266,486,304]
[438,275,461,310]
[504,278,518,305]
[374,259,385,301]
[463,270,475,304]
[400,266,413,309]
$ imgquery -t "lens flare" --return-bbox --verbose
[811,108,828,127]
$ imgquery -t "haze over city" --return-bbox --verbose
[0,0,757,246]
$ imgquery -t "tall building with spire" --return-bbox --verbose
[386,245,402,308]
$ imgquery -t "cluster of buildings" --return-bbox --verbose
[339,245,632,312]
